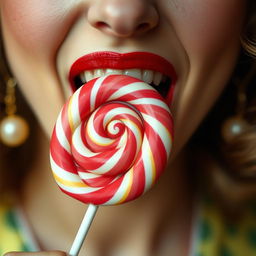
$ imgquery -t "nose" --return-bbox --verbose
[87,0,159,37]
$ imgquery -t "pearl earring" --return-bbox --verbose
[221,115,250,143]
[221,65,255,143]
[0,78,29,147]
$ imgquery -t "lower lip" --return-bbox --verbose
[69,52,177,103]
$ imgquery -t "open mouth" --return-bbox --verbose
[69,52,177,102]
[73,68,172,98]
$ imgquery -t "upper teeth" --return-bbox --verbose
[80,69,166,86]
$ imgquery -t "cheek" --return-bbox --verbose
[166,1,246,155]
[168,0,246,58]
[1,0,77,55]
[0,0,80,137]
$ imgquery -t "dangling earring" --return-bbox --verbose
[0,78,29,147]
[221,65,255,143]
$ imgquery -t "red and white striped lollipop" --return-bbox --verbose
[50,75,173,206]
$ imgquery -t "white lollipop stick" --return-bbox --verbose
[69,204,99,256]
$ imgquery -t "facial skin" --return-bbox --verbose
[0,0,246,157]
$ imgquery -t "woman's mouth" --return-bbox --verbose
[69,52,177,103]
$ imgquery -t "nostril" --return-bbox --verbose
[95,21,110,30]
[136,23,150,33]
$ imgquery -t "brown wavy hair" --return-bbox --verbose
[189,1,256,213]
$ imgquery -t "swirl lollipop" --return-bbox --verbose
[50,74,173,255]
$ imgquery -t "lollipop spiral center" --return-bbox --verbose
[71,102,144,177]
[106,120,125,138]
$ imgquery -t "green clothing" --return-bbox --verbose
[1,198,256,255]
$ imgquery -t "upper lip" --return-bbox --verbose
[69,51,177,100]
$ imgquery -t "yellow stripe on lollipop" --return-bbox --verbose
[68,98,75,133]
[142,136,157,191]
[165,126,173,148]
[148,144,156,184]
[117,168,134,204]
[53,172,86,188]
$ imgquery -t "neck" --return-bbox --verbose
[21,127,195,256]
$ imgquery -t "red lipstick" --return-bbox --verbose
[69,51,177,103]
